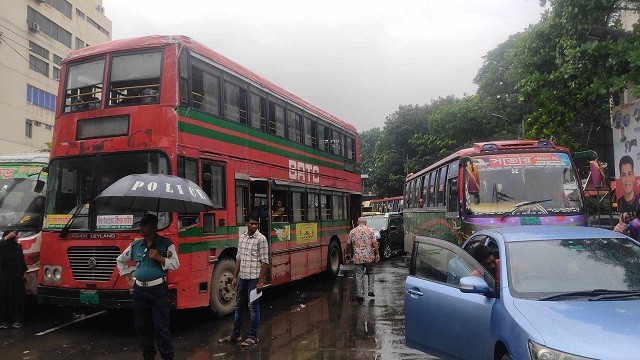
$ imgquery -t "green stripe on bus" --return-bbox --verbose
[176,107,360,173]
[177,220,351,254]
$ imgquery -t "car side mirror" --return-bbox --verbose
[459,276,491,294]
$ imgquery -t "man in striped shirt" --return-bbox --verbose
[218,212,268,346]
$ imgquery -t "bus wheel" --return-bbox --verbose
[381,241,392,260]
[209,258,236,317]
[327,241,341,278]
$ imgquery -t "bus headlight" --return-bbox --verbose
[44,266,53,281]
[53,268,62,282]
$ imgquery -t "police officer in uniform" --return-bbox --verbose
[116,214,180,360]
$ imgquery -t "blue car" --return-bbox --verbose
[404,226,640,360]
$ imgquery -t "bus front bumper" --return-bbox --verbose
[37,286,177,308]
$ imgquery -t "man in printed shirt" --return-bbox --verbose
[116,214,180,360]
[347,217,380,302]
[218,212,268,346]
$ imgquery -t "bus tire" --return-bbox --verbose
[326,240,341,278]
[209,258,236,317]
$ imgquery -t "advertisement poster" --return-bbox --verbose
[612,99,640,212]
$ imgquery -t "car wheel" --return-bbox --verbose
[381,241,392,260]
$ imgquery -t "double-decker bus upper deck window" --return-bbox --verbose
[304,117,317,148]
[224,81,247,123]
[108,51,161,106]
[268,102,285,137]
[192,67,220,116]
[331,129,342,156]
[249,93,266,130]
[287,110,303,143]
[346,135,355,160]
[64,58,105,113]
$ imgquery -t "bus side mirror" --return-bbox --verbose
[34,179,45,193]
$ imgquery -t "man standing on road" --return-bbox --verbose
[347,217,380,302]
[218,212,268,346]
[116,214,180,360]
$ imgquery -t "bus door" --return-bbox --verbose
[248,179,278,285]
[270,182,293,282]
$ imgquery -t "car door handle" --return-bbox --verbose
[406,288,423,297]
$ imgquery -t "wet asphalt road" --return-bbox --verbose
[0,255,438,359]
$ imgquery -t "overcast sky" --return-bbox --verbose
[102,0,543,132]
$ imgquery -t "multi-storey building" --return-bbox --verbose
[0,0,111,154]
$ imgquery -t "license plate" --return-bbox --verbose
[80,290,99,305]
[520,217,541,225]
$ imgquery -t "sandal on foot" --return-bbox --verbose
[218,334,241,343]
[240,337,259,346]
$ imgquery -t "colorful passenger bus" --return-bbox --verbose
[370,196,403,213]
[403,140,586,250]
[37,35,362,316]
[0,153,48,294]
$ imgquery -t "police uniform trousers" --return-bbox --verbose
[133,282,173,360]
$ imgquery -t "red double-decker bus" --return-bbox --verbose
[37,35,362,316]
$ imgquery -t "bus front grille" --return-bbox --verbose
[67,246,120,282]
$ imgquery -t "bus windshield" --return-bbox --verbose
[465,152,583,215]
[44,152,169,231]
[0,173,46,231]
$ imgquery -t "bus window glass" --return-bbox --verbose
[304,117,316,147]
[287,111,302,143]
[178,157,198,184]
[46,152,169,231]
[332,195,340,219]
[307,193,318,221]
[268,102,285,137]
[321,194,331,220]
[192,68,220,116]
[292,192,303,222]
[224,81,247,123]
[64,58,105,113]
[464,152,583,215]
[437,165,448,207]
[347,136,355,160]
[236,185,248,225]
[109,52,161,106]
[447,177,459,213]
[250,93,266,130]
[202,162,224,208]
[331,130,341,156]
[428,172,436,206]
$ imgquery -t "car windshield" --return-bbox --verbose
[465,152,583,215]
[507,237,640,298]
[365,216,387,230]
[44,152,169,231]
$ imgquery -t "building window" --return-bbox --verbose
[44,0,72,19]
[27,7,72,48]
[26,84,56,111]
[29,55,49,77]
[53,66,60,81]
[87,16,109,37]
[53,54,63,66]
[75,38,85,50]
[29,41,49,59]
[76,9,85,20]
[25,120,33,138]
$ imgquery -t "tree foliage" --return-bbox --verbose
[360,0,640,197]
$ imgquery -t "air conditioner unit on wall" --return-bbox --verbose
[29,22,40,32]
